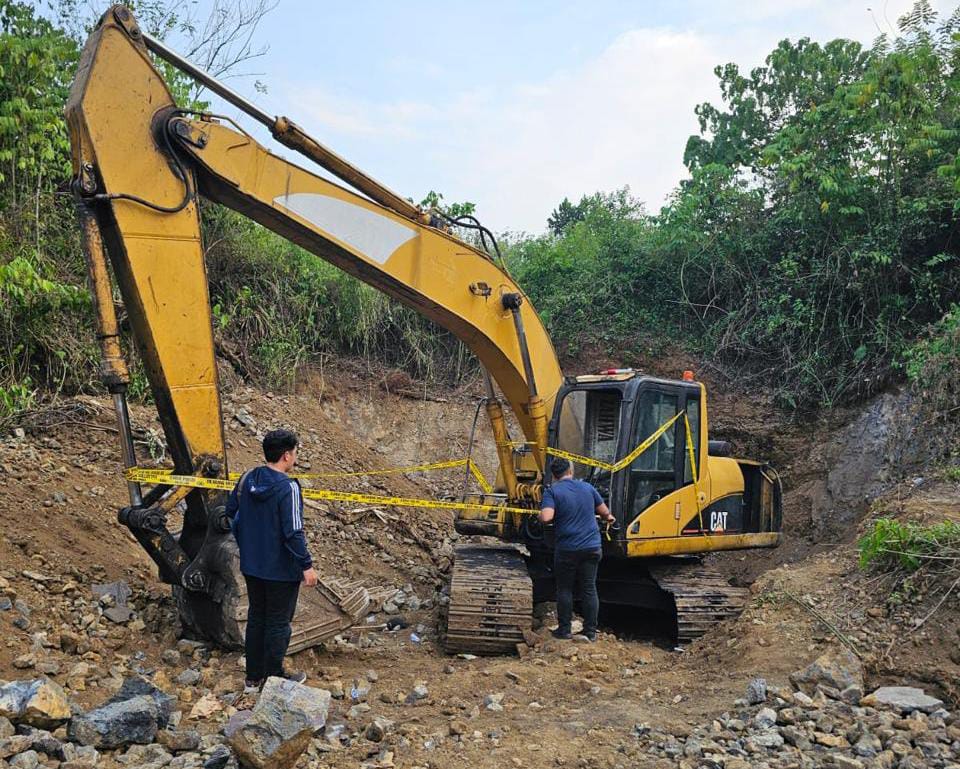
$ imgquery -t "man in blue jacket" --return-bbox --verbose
[227,429,318,691]
[539,457,615,642]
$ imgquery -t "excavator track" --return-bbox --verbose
[444,544,532,655]
[649,564,749,643]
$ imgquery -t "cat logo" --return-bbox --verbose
[710,510,729,532]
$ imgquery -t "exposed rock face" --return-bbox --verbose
[0,679,71,728]
[227,677,330,769]
[789,648,863,695]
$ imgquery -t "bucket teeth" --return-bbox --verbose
[443,545,532,655]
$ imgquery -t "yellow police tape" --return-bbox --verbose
[124,466,532,515]
[124,410,702,520]
[280,458,493,495]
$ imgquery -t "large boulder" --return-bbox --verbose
[67,695,160,749]
[789,649,863,696]
[106,676,175,728]
[227,677,330,769]
[861,686,944,714]
[67,674,177,750]
[0,679,71,728]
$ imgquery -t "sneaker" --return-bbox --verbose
[243,679,263,694]
[572,633,596,644]
[551,628,572,640]
[282,670,307,684]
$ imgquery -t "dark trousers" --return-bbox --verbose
[243,574,300,681]
[554,548,602,636]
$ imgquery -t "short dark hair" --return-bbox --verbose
[263,429,298,463]
[550,456,571,478]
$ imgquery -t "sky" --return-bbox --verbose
[170,0,953,234]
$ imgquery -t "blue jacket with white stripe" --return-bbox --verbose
[226,465,313,582]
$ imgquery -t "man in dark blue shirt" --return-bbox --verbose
[539,457,614,641]
[227,429,318,692]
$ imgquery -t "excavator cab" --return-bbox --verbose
[542,370,782,551]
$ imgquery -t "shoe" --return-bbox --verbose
[243,679,263,694]
[282,670,307,684]
[572,633,597,643]
[551,628,572,640]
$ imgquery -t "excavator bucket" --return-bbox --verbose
[174,537,370,651]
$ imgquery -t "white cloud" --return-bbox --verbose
[281,0,953,233]
[290,26,727,232]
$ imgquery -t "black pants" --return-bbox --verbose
[243,575,300,681]
[554,548,602,636]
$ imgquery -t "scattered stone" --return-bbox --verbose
[365,716,393,742]
[790,649,863,695]
[161,648,182,666]
[751,730,785,749]
[405,683,428,704]
[59,632,83,656]
[103,606,134,624]
[91,581,132,606]
[203,746,232,769]
[9,749,40,769]
[108,676,175,728]
[744,678,768,706]
[484,693,504,712]
[862,686,944,713]
[752,707,777,729]
[68,695,161,748]
[189,693,222,720]
[35,661,59,676]
[115,743,173,766]
[0,678,71,727]
[227,677,330,769]
[156,728,200,752]
[176,669,202,687]
[12,655,36,670]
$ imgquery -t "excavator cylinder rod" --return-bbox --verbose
[139,28,421,223]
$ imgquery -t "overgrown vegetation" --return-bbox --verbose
[513,3,960,408]
[2,0,960,426]
[859,517,960,571]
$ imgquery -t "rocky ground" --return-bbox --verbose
[0,360,957,768]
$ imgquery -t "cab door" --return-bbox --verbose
[623,384,704,538]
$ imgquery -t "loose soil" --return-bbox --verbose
[0,357,957,768]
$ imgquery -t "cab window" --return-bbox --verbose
[683,397,700,484]
[626,390,678,518]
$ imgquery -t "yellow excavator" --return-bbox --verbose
[66,6,782,654]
